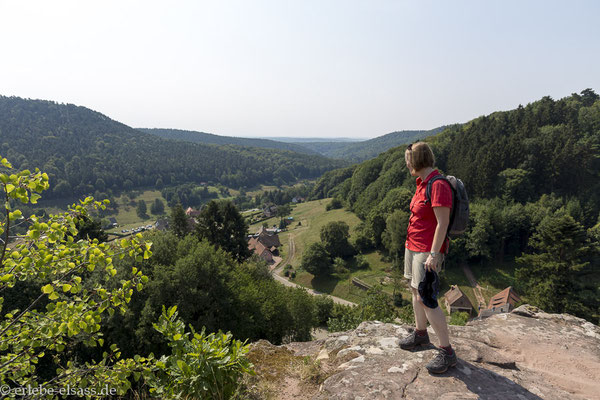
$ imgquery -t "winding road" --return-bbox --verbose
[271,233,356,307]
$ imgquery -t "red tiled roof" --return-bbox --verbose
[255,241,267,254]
[488,287,521,309]
[258,231,281,248]
[185,207,202,217]
[444,285,469,306]
[253,241,273,259]
[248,237,259,250]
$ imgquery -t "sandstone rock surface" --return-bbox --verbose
[247,305,600,399]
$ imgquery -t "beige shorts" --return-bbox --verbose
[403,247,444,290]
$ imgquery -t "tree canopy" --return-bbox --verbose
[194,200,251,263]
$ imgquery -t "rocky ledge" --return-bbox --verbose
[245,305,600,399]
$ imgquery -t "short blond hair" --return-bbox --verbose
[406,142,435,171]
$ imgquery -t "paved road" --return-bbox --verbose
[272,233,357,307]
[271,272,357,306]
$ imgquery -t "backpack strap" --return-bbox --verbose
[425,175,456,251]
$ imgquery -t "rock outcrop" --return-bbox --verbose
[246,305,600,399]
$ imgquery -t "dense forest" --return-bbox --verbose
[297,127,447,162]
[313,90,600,324]
[0,96,346,199]
[139,128,319,155]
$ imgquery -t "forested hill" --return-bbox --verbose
[140,127,448,164]
[138,128,319,155]
[0,96,346,199]
[296,127,446,162]
[315,90,600,218]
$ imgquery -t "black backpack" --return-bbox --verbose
[425,175,469,237]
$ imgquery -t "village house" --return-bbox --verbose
[248,226,282,263]
[478,286,522,318]
[247,239,274,263]
[444,285,474,315]
[185,207,202,218]
[262,204,278,218]
[256,226,281,253]
[154,218,169,231]
[104,217,118,229]
[185,207,202,230]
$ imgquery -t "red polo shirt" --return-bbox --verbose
[405,170,452,253]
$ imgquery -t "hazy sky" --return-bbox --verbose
[1,1,599,139]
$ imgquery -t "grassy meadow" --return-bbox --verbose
[252,199,412,304]
[253,198,520,316]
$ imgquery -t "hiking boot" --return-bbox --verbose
[399,330,430,350]
[426,349,457,374]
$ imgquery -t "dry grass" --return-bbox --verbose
[241,341,324,400]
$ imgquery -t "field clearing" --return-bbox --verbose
[106,189,166,228]
[272,199,481,312]
[244,185,281,198]
[244,181,315,198]
[281,199,361,269]
[469,260,520,306]
[276,199,415,304]
[105,185,230,232]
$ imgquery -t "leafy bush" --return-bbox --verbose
[353,231,374,253]
[448,311,470,326]
[393,292,409,307]
[325,198,343,211]
[333,257,348,274]
[0,159,151,395]
[327,305,362,332]
[320,221,355,258]
[327,287,397,332]
[314,295,335,326]
[352,254,370,270]
[397,304,415,324]
[149,306,254,400]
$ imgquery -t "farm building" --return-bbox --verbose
[444,285,473,314]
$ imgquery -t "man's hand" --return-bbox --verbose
[424,254,438,271]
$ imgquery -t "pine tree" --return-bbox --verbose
[150,198,165,215]
[136,200,148,219]
[170,203,189,238]
[195,200,251,262]
[516,210,589,314]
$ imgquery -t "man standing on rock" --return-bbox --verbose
[399,142,457,373]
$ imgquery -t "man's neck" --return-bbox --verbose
[417,167,434,182]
